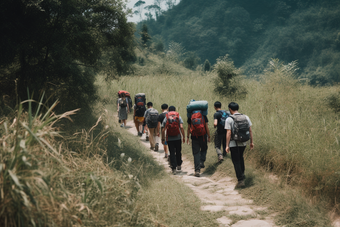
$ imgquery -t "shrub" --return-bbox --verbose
[204,59,211,71]
[326,91,340,113]
[213,55,247,98]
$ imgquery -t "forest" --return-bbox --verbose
[140,0,340,85]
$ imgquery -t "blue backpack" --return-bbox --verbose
[219,110,229,127]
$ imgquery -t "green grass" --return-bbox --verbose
[96,50,340,226]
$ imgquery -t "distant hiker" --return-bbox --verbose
[117,93,129,128]
[157,104,169,158]
[133,93,147,136]
[186,100,211,177]
[225,102,254,188]
[144,102,159,151]
[213,101,230,162]
[161,106,185,175]
[118,90,132,124]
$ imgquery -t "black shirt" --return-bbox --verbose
[158,112,168,128]
[187,115,209,141]
[214,110,229,134]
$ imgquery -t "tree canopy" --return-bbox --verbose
[0,0,135,123]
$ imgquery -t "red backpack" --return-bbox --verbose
[165,111,180,138]
[190,111,206,137]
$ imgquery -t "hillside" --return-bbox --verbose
[141,0,340,84]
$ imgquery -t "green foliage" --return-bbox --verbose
[183,51,201,70]
[204,59,211,71]
[140,0,340,85]
[140,24,151,47]
[213,55,247,98]
[326,91,340,113]
[0,0,135,126]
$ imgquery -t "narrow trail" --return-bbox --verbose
[126,121,277,227]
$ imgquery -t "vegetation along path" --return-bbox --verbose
[126,121,277,227]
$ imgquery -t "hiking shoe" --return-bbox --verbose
[235,180,245,189]
[177,166,181,171]
[164,154,168,158]
[138,132,142,137]
[120,124,124,127]
[150,147,154,150]
[218,155,224,162]
[194,171,200,177]
[200,162,205,168]
[154,143,159,151]
[146,136,149,141]
[172,169,176,175]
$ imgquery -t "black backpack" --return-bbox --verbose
[230,114,250,142]
[146,108,159,128]
[135,105,146,117]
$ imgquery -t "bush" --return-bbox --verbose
[204,59,211,71]
[326,91,340,113]
[213,55,247,98]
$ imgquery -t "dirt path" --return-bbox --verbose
[126,121,277,227]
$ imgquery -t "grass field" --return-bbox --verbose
[96,51,340,226]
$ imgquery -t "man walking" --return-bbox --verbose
[225,102,254,188]
[144,102,159,151]
[157,104,169,157]
[213,101,230,162]
[161,106,185,174]
[187,111,211,177]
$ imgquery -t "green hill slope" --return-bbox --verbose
[142,0,340,84]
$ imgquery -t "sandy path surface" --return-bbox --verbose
[126,121,276,227]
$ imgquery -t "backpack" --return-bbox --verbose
[190,110,206,137]
[135,93,146,106]
[135,105,146,117]
[119,98,127,108]
[146,108,159,128]
[219,110,229,127]
[165,111,180,137]
[230,114,250,142]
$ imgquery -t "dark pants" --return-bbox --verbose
[214,132,226,156]
[168,139,182,169]
[230,146,246,182]
[192,139,208,172]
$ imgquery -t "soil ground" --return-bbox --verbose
[126,121,277,227]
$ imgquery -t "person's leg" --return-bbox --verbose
[214,131,223,156]
[200,138,208,167]
[230,146,245,182]
[149,128,156,148]
[222,133,227,156]
[123,119,127,127]
[167,140,177,170]
[238,146,246,177]
[175,139,182,167]
[191,140,201,173]
[134,118,139,133]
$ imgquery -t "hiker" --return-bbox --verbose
[186,100,211,177]
[225,102,254,188]
[118,90,132,124]
[143,102,159,151]
[213,101,230,162]
[133,93,147,136]
[161,106,185,175]
[117,93,129,127]
[157,104,169,158]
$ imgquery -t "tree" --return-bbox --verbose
[204,59,211,71]
[140,24,151,47]
[0,0,136,125]
[133,0,146,20]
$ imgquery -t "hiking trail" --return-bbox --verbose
[126,121,277,227]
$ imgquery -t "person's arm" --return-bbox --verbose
[161,127,166,145]
[226,129,231,153]
[214,119,218,128]
[117,99,120,112]
[133,107,136,117]
[187,124,191,144]
[205,122,211,142]
[180,124,185,143]
[249,126,254,149]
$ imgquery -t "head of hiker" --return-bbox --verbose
[147,102,153,108]
[121,93,126,98]
[214,101,221,110]
[228,102,239,112]
[169,106,176,111]
[161,104,168,110]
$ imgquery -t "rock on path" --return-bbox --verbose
[126,121,277,227]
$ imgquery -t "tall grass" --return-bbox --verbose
[101,51,340,223]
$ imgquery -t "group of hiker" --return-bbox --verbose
[117,91,253,188]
